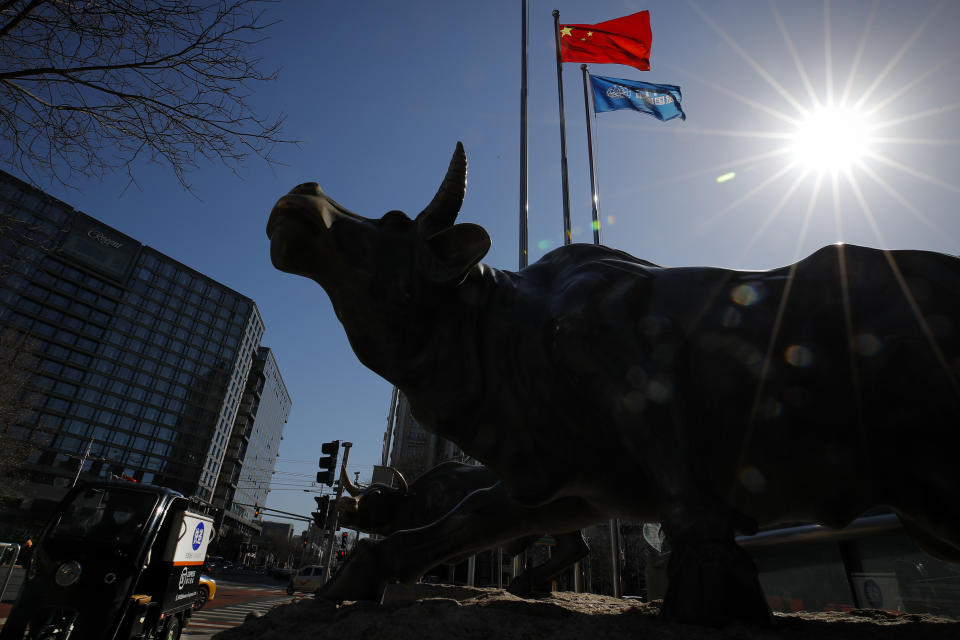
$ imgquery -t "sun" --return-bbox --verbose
[790,105,871,173]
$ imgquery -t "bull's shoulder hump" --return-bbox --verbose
[517,243,661,285]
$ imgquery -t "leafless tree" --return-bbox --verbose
[0,0,291,190]
[0,328,38,499]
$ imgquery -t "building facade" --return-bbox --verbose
[0,170,283,527]
[382,389,470,483]
[214,346,291,539]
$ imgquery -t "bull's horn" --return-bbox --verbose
[416,142,467,236]
[341,467,362,497]
[388,466,409,494]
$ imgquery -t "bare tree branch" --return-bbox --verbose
[0,0,295,191]
[0,328,40,499]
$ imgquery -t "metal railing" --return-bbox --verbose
[736,513,902,548]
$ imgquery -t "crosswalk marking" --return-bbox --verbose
[184,596,292,633]
[210,582,283,591]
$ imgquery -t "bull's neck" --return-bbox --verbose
[395,263,535,448]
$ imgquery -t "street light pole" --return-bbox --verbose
[70,440,93,487]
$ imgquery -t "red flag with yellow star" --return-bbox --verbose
[559,11,651,71]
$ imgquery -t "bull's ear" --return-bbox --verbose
[419,223,490,284]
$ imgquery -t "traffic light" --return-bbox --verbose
[317,440,340,486]
[340,532,347,548]
[312,495,331,528]
[254,505,261,517]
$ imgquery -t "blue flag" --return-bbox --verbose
[590,75,686,122]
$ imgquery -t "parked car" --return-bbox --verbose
[287,565,325,594]
[195,574,216,610]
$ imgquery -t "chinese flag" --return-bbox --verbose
[559,11,652,71]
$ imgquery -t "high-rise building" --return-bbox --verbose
[0,169,284,527]
[382,389,469,482]
[214,346,291,540]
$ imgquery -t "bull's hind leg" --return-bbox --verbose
[897,511,960,564]
[507,530,589,596]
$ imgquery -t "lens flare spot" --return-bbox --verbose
[853,333,882,357]
[646,379,672,403]
[639,314,668,338]
[591,220,600,231]
[536,239,552,251]
[626,366,648,388]
[721,307,742,327]
[606,215,616,225]
[784,345,813,367]
[716,171,736,183]
[761,397,783,419]
[622,390,646,413]
[731,284,762,306]
[740,466,766,493]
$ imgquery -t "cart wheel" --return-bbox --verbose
[161,614,181,640]
[195,584,209,609]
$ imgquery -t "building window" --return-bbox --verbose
[61,366,83,381]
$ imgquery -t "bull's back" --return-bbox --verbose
[685,245,960,523]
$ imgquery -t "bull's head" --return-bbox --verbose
[267,143,490,375]
[335,467,411,536]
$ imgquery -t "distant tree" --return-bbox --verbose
[0,0,291,190]
[0,328,38,500]
[261,528,297,566]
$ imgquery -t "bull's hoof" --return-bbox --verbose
[315,538,389,604]
[506,574,553,598]
[506,574,532,597]
[660,540,773,628]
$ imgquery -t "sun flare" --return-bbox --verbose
[790,106,871,172]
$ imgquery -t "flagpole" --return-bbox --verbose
[580,64,601,245]
[552,9,572,245]
[519,0,529,268]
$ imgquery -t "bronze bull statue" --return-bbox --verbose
[267,142,960,626]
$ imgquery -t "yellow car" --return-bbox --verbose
[196,574,216,609]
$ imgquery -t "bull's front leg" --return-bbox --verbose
[659,500,771,627]
[317,483,600,604]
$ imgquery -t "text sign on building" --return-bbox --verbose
[58,212,140,281]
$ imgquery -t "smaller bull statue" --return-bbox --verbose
[268,142,960,627]
[336,461,589,595]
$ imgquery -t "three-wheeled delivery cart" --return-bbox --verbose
[0,481,214,640]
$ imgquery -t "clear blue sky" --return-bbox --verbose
[24,0,960,524]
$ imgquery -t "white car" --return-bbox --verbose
[286,565,326,594]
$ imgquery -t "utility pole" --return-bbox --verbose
[322,441,352,582]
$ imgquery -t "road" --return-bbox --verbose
[0,572,297,639]
[183,574,295,639]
